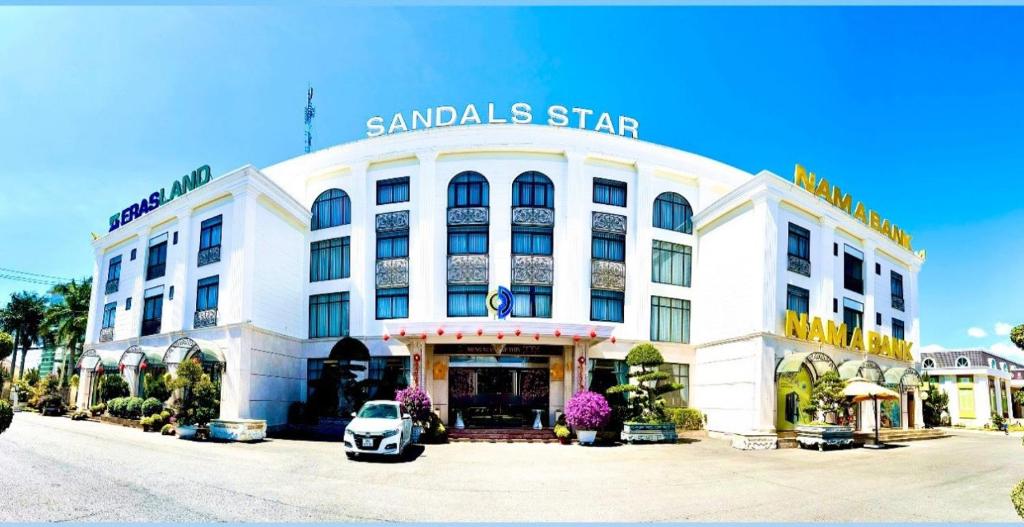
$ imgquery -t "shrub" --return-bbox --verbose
[554,423,571,439]
[0,400,12,435]
[140,417,153,428]
[71,411,90,421]
[149,413,165,428]
[22,368,40,387]
[160,410,171,421]
[97,375,129,403]
[143,372,171,403]
[171,359,220,427]
[565,390,612,431]
[606,343,683,424]
[141,397,163,417]
[125,397,145,420]
[38,394,66,415]
[1013,480,1024,519]
[160,423,176,436]
[666,407,705,430]
[992,412,1007,430]
[395,386,432,423]
[90,403,107,416]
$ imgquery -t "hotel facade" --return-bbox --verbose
[79,122,925,449]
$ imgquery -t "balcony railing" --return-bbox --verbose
[787,254,811,277]
[104,278,119,295]
[194,308,218,329]
[591,259,626,292]
[140,319,161,337]
[99,327,114,342]
[891,295,905,312]
[198,245,221,267]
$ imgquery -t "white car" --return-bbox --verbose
[343,400,413,458]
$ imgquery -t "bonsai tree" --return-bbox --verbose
[606,343,683,424]
[565,390,611,431]
[802,370,851,424]
[171,359,220,428]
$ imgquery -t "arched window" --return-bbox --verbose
[956,356,970,368]
[653,192,693,234]
[448,172,489,208]
[922,358,935,369]
[512,171,554,208]
[311,189,351,231]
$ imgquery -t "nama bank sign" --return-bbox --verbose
[108,165,212,232]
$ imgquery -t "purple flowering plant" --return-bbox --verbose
[564,390,612,431]
[395,386,432,423]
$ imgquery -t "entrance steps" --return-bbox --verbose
[854,428,947,443]
[448,428,557,443]
[776,431,799,449]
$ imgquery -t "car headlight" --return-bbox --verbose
[344,429,354,437]
[382,428,399,438]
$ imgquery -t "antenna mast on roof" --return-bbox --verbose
[304,84,316,154]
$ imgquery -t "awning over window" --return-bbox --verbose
[838,359,884,384]
[163,337,225,366]
[77,349,121,373]
[776,351,837,379]
[883,366,922,391]
[119,345,165,369]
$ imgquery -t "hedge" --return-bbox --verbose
[665,407,705,430]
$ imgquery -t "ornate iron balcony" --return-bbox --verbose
[512,255,554,286]
[891,295,905,312]
[194,308,218,329]
[104,278,119,295]
[99,327,114,342]
[447,255,489,284]
[511,207,554,227]
[787,254,811,277]
[446,207,489,226]
[198,245,221,267]
[376,258,410,288]
[591,259,626,292]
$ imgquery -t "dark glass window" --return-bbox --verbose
[511,285,552,318]
[659,363,690,407]
[310,237,350,281]
[141,294,163,336]
[786,285,810,315]
[843,247,864,294]
[447,285,488,317]
[146,241,167,281]
[199,215,223,251]
[651,240,691,287]
[447,172,489,207]
[788,223,810,260]
[311,189,351,230]
[309,292,350,338]
[875,312,883,325]
[512,171,554,208]
[377,177,410,205]
[652,192,693,234]
[511,227,553,255]
[650,296,690,343]
[591,290,624,322]
[892,318,905,341]
[592,232,625,262]
[196,276,219,311]
[376,232,409,259]
[842,299,864,342]
[891,271,905,310]
[593,178,626,207]
[130,248,137,261]
[125,297,132,310]
[107,256,122,282]
[376,287,409,319]
[101,302,117,329]
[448,227,488,254]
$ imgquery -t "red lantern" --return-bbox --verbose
[420,333,427,340]
[573,335,581,342]
[533,333,540,341]
[577,356,585,364]
[118,363,124,372]
[456,332,463,340]
[140,361,148,370]
[497,332,504,340]
[589,329,597,338]
[413,353,421,362]
[383,334,390,341]
[554,329,562,337]
[476,328,483,336]
[399,329,407,337]
[437,328,444,336]
[515,328,522,336]
[610,335,617,344]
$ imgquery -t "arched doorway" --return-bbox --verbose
[308,337,371,418]
[775,351,838,431]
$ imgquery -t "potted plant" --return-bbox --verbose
[607,343,682,443]
[395,385,432,443]
[171,358,220,439]
[565,390,611,445]
[795,370,854,450]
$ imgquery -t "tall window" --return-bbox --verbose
[651,240,691,287]
[659,363,690,407]
[105,255,122,294]
[842,298,864,342]
[141,289,163,336]
[146,235,168,281]
[787,223,811,276]
[786,285,810,315]
[591,290,624,322]
[311,189,351,230]
[196,276,219,312]
[843,245,864,294]
[377,177,410,205]
[447,285,488,317]
[512,227,553,255]
[650,296,690,343]
[377,232,409,259]
[310,237,350,281]
[653,192,693,234]
[101,302,117,329]
[891,271,905,311]
[309,292,350,338]
[198,215,223,265]
[512,171,554,208]
[892,318,905,341]
[592,232,625,262]
[448,227,488,254]
[593,178,627,207]
[376,287,409,319]
[448,172,489,207]
[511,285,552,318]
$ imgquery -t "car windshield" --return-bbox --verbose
[357,404,398,419]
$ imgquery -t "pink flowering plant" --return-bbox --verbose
[564,390,612,431]
[395,386,432,423]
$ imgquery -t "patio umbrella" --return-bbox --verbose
[843,378,900,448]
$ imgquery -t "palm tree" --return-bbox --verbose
[0,292,48,380]
[41,279,92,385]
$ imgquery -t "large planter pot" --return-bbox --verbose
[622,422,678,443]
[210,419,267,442]
[796,424,854,451]
[576,430,598,445]
[176,424,199,440]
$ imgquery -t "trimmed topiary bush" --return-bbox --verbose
[607,343,683,424]
[160,423,176,436]
[124,397,144,420]
[0,400,13,435]
[160,410,171,421]
[141,397,162,417]
[90,403,106,416]
[149,413,164,428]
[1012,480,1024,519]
[565,390,612,431]
[665,407,704,430]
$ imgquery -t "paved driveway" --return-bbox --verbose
[1,412,1021,521]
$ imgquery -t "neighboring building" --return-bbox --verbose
[2,341,67,378]
[79,123,924,449]
[920,349,1023,426]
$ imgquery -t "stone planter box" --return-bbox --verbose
[796,424,854,450]
[100,415,144,430]
[210,419,267,442]
[622,422,677,443]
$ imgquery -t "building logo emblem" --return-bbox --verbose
[487,286,514,320]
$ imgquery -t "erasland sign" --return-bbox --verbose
[784,310,914,362]
[793,164,914,251]
[108,165,212,232]
[367,102,640,139]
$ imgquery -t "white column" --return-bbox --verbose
[1006,381,1015,420]
[862,240,878,336]
[556,151,587,323]
[995,377,1004,416]
[172,210,193,332]
[816,219,837,317]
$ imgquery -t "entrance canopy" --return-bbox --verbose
[838,359,884,384]
[329,336,370,362]
[119,345,165,370]
[883,366,922,392]
[776,351,837,380]
[163,337,225,367]
[77,348,120,373]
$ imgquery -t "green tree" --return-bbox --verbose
[0,331,13,365]
[922,373,950,427]
[171,359,220,427]
[1012,324,1024,352]
[0,292,48,380]
[142,371,171,402]
[606,343,683,424]
[802,370,852,423]
[41,278,92,386]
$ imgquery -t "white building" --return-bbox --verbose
[80,123,924,449]
[919,349,1023,426]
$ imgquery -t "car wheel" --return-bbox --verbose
[345,452,356,460]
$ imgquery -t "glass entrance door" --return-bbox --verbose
[448,356,550,428]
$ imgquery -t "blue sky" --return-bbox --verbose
[0,6,1021,357]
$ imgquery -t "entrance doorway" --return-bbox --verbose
[907,391,915,429]
[448,355,550,428]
